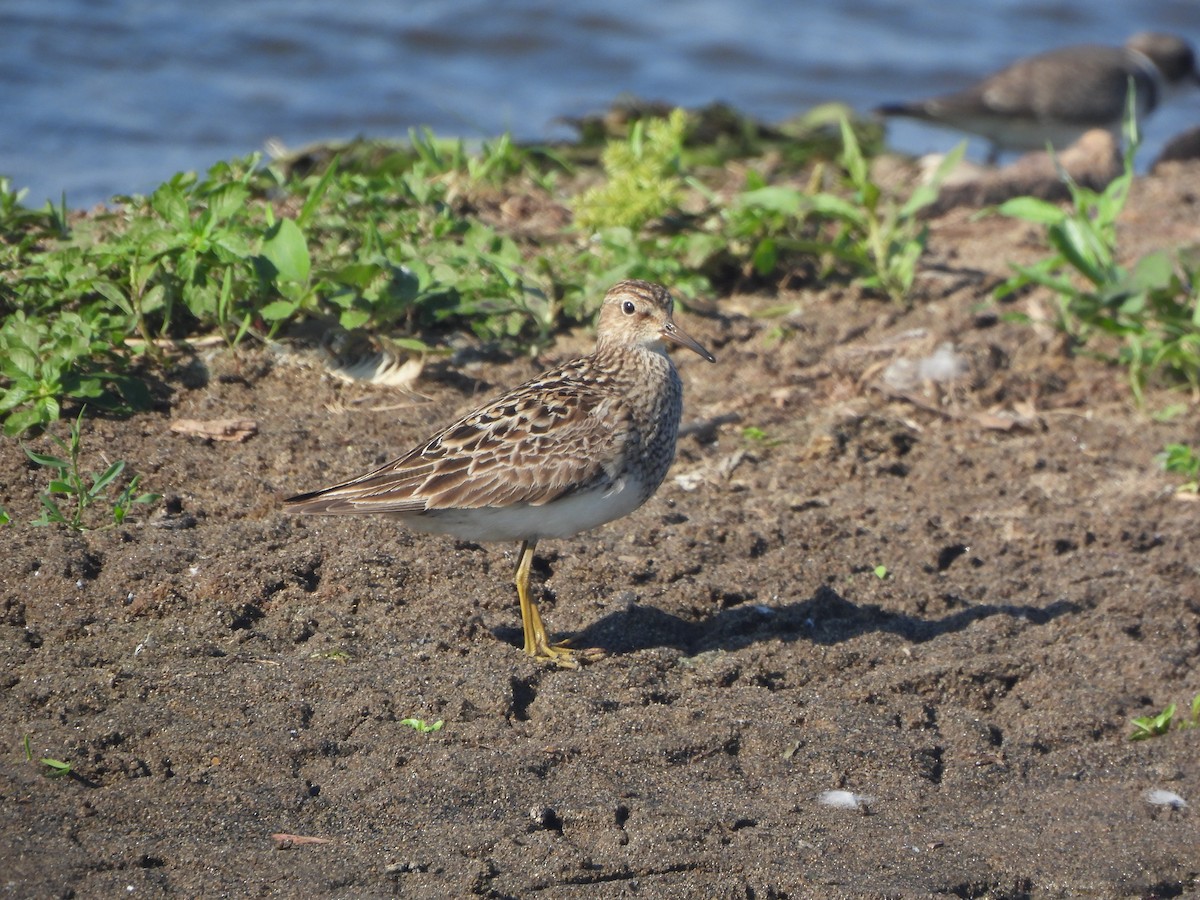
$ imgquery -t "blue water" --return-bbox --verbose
[1,0,1196,207]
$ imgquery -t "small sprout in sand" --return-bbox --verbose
[401,718,444,734]
[741,425,782,448]
[0,507,9,526]
[742,425,768,442]
[1157,443,1200,494]
[1130,705,1174,741]
[18,734,70,778]
[1152,403,1188,423]
[1130,695,1199,741]
[40,758,73,778]
[873,565,889,580]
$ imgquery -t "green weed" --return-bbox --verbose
[995,113,1200,402]
[1157,443,1200,493]
[23,409,160,530]
[0,178,66,249]
[266,150,555,346]
[0,309,150,436]
[23,737,74,778]
[40,758,73,778]
[0,142,560,432]
[400,718,444,734]
[573,109,688,232]
[255,213,318,331]
[815,117,963,303]
[310,649,351,661]
[406,128,533,187]
[137,167,259,340]
[0,158,268,432]
[740,425,784,448]
[719,114,960,302]
[1,107,928,437]
[1131,694,1200,741]
[1152,403,1189,423]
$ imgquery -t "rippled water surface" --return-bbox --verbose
[2,0,1196,205]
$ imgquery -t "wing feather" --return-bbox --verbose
[285,362,634,516]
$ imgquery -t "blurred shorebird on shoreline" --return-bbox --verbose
[876,32,1200,164]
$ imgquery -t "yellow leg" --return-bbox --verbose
[514,540,602,668]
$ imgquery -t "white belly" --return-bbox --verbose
[954,114,1103,151]
[397,475,650,543]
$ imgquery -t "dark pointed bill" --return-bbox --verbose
[661,321,716,363]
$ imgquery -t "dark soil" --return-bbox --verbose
[3,161,1200,900]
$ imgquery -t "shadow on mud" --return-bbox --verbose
[512,586,1081,657]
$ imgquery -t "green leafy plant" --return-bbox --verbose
[1,107,941,437]
[1,141,565,429]
[1152,403,1188,423]
[995,110,1200,402]
[258,149,558,346]
[721,175,813,280]
[1130,694,1200,741]
[255,214,317,332]
[873,565,889,580]
[0,158,271,432]
[400,718,444,734]
[0,178,66,254]
[23,409,160,530]
[253,159,421,337]
[573,109,689,232]
[718,115,960,302]
[1186,695,1200,728]
[105,163,261,346]
[0,309,149,436]
[1157,443,1200,493]
[812,116,963,303]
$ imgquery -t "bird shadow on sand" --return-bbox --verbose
[496,585,1081,658]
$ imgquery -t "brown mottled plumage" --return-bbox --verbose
[285,280,715,665]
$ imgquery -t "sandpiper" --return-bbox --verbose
[876,32,1200,163]
[285,280,716,666]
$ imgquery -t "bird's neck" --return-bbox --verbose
[593,340,672,379]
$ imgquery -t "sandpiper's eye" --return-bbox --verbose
[621,300,636,315]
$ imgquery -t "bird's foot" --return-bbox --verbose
[525,635,606,669]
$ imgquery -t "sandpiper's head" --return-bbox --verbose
[596,280,715,363]
[1127,32,1200,86]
